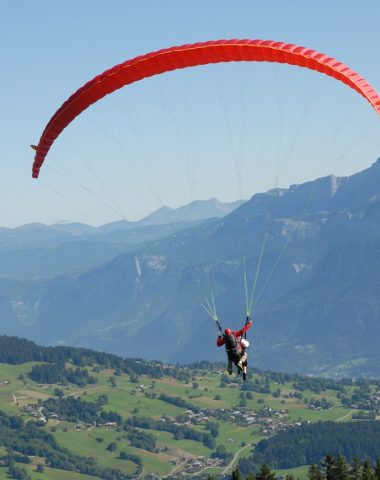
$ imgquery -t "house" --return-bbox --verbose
[105,421,117,428]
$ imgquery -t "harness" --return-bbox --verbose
[224,333,240,359]
[221,316,251,361]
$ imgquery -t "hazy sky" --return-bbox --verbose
[2,0,380,227]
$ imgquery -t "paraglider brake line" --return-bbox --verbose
[201,299,217,321]
[201,298,222,334]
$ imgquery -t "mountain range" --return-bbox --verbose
[0,198,243,279]
[1,162,380,377]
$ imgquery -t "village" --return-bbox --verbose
[3,374,380,479]
[166,404,297,435]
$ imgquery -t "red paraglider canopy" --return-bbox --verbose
[32,39,380,178]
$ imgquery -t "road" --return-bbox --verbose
[337,408,356,422]
[222,442,253,474]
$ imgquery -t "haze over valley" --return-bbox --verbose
[1,161,380,377]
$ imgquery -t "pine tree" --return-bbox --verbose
[375,459,380,480]
[309,464,323,480]
[362,460,375,480]
[322,454,335,480]
[231,468,243,480]
[351,457,363,480]
[256,464,276,480]
[334,454,350,480]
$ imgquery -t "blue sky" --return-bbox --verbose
[2,0,380,227]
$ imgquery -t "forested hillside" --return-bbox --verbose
[0,336,379,479]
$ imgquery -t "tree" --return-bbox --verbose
[308,464,323,480]
[375,459,380,480]
[362,461,375,480]
[214,444,226,457]
[351,457,362,480]
[106,441,117,453]
[232,468,243,480]
[54,387,64,397]
[322,454,335,480]
[203,435,216,450]
[36,464,44,473]
[209,422,219,438]
[256,464,276,480]
[8,465,31,480]
[334,454,350,480]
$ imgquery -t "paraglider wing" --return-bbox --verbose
[32,39,380,178]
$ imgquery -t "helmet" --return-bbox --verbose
[241,339,250,349]
[224,328,232,336]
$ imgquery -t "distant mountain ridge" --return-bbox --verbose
[1,161,380,376]
[0,198,244,251]
[133,198,244,226]
[0,198,243,279]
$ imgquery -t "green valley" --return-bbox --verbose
[0,337,379,479]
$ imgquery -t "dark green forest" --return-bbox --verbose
[2,335,379,394]
[238,421,380,471]
[227,455,380,480]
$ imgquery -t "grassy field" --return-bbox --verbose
[0,362,51,412]
[0,464,100,480]
[53,428,137,475]
[275,464,310,479]
[0,360,373,478]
